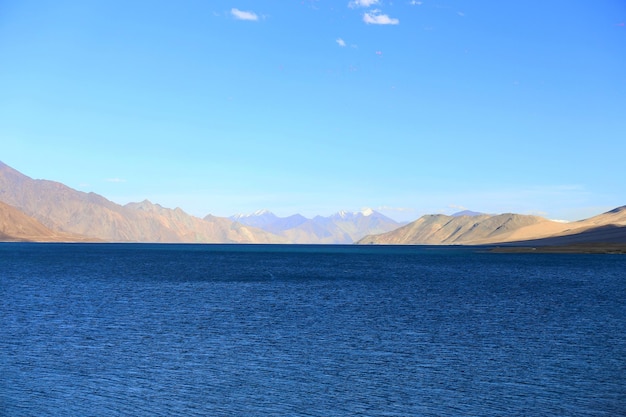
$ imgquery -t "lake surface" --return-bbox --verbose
[1,243,625,416]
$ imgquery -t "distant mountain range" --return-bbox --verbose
[229,208,402,244]
[451,210,484,217]
[1,161,625,246]
[0,161,399,243]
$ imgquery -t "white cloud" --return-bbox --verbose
[363,10,399,25]
[409,0,422,5]
[336,38,347,47]
[231,8,259,21]
[349,0,380,8]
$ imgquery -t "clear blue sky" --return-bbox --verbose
[1,1,625,221]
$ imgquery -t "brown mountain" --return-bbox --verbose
[126,200,286,243]
[357,213,561,245]
[3,160,623,245]
[0,200,92,242]
[562,205,626,231]
[490,207,626,253]
[357,206,626,245]
[508,206,626,245]
[0,161,284,243]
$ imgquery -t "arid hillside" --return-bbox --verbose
[358,206,626,245]
[0,200,93,242]
[0,161,399,244]
[0,161,283,243]
[2,160,624,245]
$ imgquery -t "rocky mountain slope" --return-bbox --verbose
[357,206,626,245]
[0,200,93,242]
[0,161,283,243]
[2,160,624,245]
[512,206,626,245]
[0,160,398,244]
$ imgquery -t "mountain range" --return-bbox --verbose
[0,161,399,243]
[357,207,626,246]
[230,208,401,244]
[1,160,625,246]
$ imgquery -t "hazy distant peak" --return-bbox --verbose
[125,199,162,211]
[231,209,275,220]
[231,209,273,218]
[336,210,350,218]
[126,199,153,205]
[336,208,376,219]
[451,210,484,217]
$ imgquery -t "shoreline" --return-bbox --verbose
[490,243,626,254]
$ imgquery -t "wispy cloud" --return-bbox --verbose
[409,0,422,5]
[363,10,399,25]
[349,0,379,8]
[105,178,126,183]
[376,205,416,221]
[231,8,259,21]
[336,38,347,47]
[377,205,414,212]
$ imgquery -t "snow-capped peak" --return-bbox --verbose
[337,210,349,218]
[335,208,375,219]
[231,209,272,220]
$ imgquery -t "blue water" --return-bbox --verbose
[1,243,625,416]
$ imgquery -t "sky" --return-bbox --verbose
[1,1,625,222]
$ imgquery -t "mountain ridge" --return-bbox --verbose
[0,161,401,243]
[357,206,626,245]
[1,161,624,245]
[229,208,401,244]
[0,161,284,243]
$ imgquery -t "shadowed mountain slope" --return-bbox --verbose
[499,224,626,247]
[357,213,559,245]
